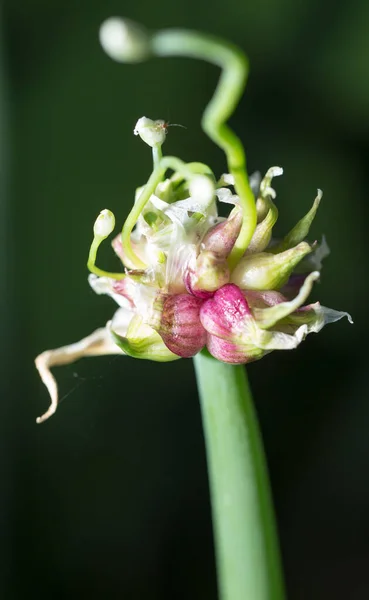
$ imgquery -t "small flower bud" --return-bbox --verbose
[134,117,167,148]
[231,242,312,291]
[99,18,150,63]
[93,209,115,239]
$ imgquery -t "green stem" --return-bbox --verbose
[87,237,126,279]
[122,164,165,269]
[152,143,162,169]
[193,351,286,600]
[151,30,257,267]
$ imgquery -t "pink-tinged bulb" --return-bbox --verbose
[157,294,207,358]
[184,251,230,298]
[206,334,255,364]
[200,284,265,364]
[183,210,241,297]
[184,272,214,299]
[200,284,252,340]
[201,210,242,258]
[231,242,312,291]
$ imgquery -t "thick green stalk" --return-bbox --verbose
[193,351,285,600]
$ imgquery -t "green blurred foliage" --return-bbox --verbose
[2,0,368,598]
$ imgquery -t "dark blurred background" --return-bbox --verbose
[1,0,368,598]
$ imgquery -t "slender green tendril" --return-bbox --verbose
[151,30,257,268]
[87,237,126,280]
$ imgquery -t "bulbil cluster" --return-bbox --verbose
[34,20,352,423]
